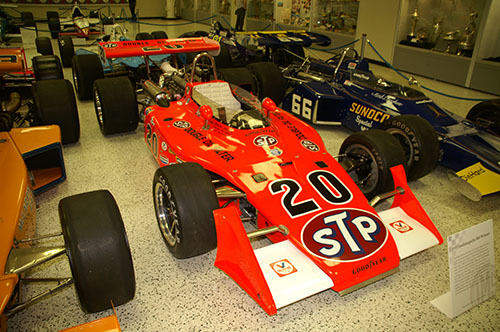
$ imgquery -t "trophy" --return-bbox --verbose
[430,17,443,46]
[408,8,420,39]
[443,30,460,53]
[457,10,478,56]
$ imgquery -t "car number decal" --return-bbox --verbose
[269,170,352,218]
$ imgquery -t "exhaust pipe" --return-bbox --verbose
[142,80,170,107]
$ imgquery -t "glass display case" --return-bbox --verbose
[275,0,311,28]
[247,0,274,21]
[195,0,212,25]
[216,0,231,15]
[397,0,486,57]
[179,0,195,20]
[312,0,359,35]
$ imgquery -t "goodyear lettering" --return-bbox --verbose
[184,127,213,147]
[352,257,387,274]
[349,102,390,124]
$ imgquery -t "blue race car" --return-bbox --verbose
[279,46,500,200]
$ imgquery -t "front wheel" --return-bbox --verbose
[32,79,80,144]
[153,163,219,259]
[58,35,74,67]
[339,129,407,199]
[466,99,500,136]
[59,190,135,313]
[72,54,104,100]
[93,77,138,135]
[378,115,439,181]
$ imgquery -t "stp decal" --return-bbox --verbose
[270,259,298,277]
[390,221,413,233]
[173,120,190,129]
[301,140,319,152]
[253,135,277,147]
[301,208,387,262]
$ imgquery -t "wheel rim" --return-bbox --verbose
[94,89,104,128]
[343,143,379,194]
[154,181,179,246]
[385,128,414,168]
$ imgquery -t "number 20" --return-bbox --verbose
[269,170,352,218]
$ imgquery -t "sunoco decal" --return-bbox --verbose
[301,208,387,262]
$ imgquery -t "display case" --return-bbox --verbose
[312,0,358,35]
[275,0,312,29]
[393,0,490,87]
[195,0,212,25]
[214,0,232,29]
[179,0,195,21]
[397,0,486,56]
[246,0,274,30]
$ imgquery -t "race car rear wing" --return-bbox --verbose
[97,37,220,62]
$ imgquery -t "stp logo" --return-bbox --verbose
[301,209,387,262]
[253,135,277,147]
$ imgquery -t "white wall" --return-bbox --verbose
[356,0,401,63]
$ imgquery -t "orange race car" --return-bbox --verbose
[0,124,135,331]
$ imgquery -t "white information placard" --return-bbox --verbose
[431,219,495,318]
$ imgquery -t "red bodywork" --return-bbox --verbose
[100,38,443,314]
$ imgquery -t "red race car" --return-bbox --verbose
[92,37,443,315]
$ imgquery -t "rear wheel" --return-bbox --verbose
[59,190,135,313]
[47,11,60,39]
[32,79,79,144]
[135,32,153,40]
[339,129,407,199]
[246,62,286,105]
[58,36,74,67]
[151,30,168,39]
[93,77,138,135]
[466,99,500,136]
[379,115,439,181]
[214,42,232,68]
[35,37,53,55]
[153,163,219,259]
[72,54,104,100]
[31,55,63,81]
[217,67,255,92]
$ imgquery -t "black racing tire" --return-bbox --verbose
[59,190,135,313]
[32,79,80,144]
[0,113,13,132]
[339,129,407,199]
[47,11,60,39]
[21,12,35,27]
[246,62,286,105]
[217,67,255,93]
[151,30,168,39]
[153,163,219,259]
[93,77,138,135]
[32,55,63,81]
[378,115,439,181]
[35,37,53,55]
[214,42,232,68]
[58,36,74,68]
[72,54,104,100]
[135,32,153,40]
[271,45,305,67]
[466,99,500,136]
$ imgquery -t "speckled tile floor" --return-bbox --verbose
[6,19,500,332]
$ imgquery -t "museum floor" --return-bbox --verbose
[7,19,499,332]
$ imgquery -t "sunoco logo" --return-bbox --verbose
[301,208,387,262]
